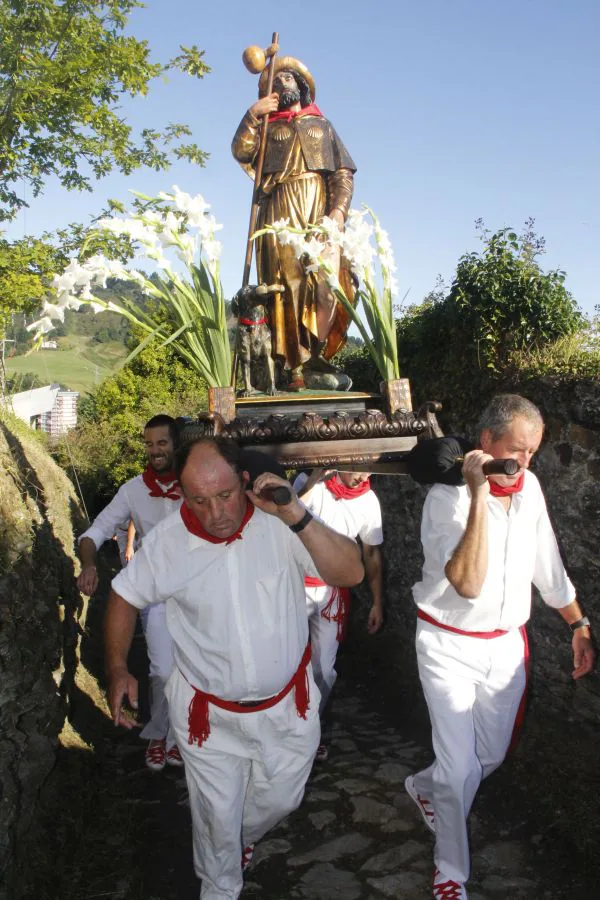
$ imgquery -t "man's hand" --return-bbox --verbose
[77,564,99,596]
[107,665,140,729]
[367,603,383,634]
[124,546,135,564]
[248,473,306,528]
[572,631,595,679]
[461,450,493,495]
[249,93,279,119]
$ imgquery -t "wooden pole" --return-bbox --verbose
[230,31,279,387]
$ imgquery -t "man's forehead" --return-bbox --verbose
[182,449,241,491]
[276,69,298,81]
[144,425,171,441]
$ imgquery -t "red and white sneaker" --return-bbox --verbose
[315,743,329,763]
[166,744,184,767]
[433,870,468,899]
[241,843,255,871]
[145,738,167,771]
[405,774,436,833]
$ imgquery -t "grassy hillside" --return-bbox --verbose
[5,337,128,395]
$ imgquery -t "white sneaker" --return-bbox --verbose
[405,774,436,833]
[145,738,166,772]
[241,843,255,871]
[433,870,468,899]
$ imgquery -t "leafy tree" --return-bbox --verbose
[396,221,584,428]
[0,232,70,331]
[0,0,209,222]
[55,339,207,508]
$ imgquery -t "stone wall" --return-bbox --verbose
[349,377,600,723]
[0,413,85,899]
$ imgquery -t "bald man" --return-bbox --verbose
[104,436,364,900]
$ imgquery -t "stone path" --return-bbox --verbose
[235,686,544,900]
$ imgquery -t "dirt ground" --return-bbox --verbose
[22,548,600,900]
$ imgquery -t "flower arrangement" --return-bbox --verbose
[254,206,401,381]
[27,187,231,388]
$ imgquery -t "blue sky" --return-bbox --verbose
[8,0,600,316]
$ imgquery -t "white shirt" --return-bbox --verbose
[111,506,318,700]
[293,475,383,545]
[412,470,575,631]
[80,474,181,549]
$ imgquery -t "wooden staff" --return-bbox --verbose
[230,31,280,387]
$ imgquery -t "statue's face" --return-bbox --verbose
[274,70,301,109]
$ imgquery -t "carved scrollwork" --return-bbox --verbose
[183,403,443,447]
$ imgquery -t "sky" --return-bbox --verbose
[8,0,600,317]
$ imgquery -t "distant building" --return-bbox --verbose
[6,384,79,437]
[40,339,58,350]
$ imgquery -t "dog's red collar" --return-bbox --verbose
[239,317,267,327]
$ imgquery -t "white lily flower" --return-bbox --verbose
[203,238,222,263]
[27,316,54,335]
[171,185,211,220]
[42,302,65,322]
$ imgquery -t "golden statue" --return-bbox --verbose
[232,56,356,391]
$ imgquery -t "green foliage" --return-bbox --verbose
[0,0,210,223]
[335,341,379,392]
[0,233,69,333]
[395,221,585,428]
[54,340,207,504]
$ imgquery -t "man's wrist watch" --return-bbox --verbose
[290,510,313,533]
[570,616,591,633]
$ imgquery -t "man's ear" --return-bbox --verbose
[480,429,492,453]
[242,470,250,489]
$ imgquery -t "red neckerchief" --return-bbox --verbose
[142,465,180,500]
[268,103,324,123]
[239,317,267,326]
[325,474,371,501]
[489,472,525,497]
[180,499,254,545]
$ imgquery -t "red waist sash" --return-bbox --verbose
[183,642,311,748]
[305,576,350,642]
[417,608,508,639]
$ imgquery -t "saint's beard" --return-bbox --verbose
[278,88,301,110]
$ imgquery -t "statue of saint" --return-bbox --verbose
[232,56,356,391]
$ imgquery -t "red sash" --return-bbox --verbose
[184,643,312,748]
[417,608,508,639]
[417,609,530,751]
[305,576,350,642]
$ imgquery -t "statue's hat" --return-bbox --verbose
[258,56,316,101]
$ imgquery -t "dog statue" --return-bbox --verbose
[232,283,283,397]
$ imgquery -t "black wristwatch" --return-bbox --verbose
[290,510,313,533]
[570,616,591,633]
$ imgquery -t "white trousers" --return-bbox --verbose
[139,602,176,747]
[307,585,340,716]
[166,665,321,899]
[413,620,527,884]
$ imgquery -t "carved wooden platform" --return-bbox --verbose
[181,389,443,473]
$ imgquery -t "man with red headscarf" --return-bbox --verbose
[293,468,384,761]
[77,414,183,772]
[405,394,595,900]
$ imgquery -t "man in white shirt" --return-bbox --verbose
[104,436,364,900]
[77,414,183,771]
[294,469,384,761]
[405,394,595,900]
